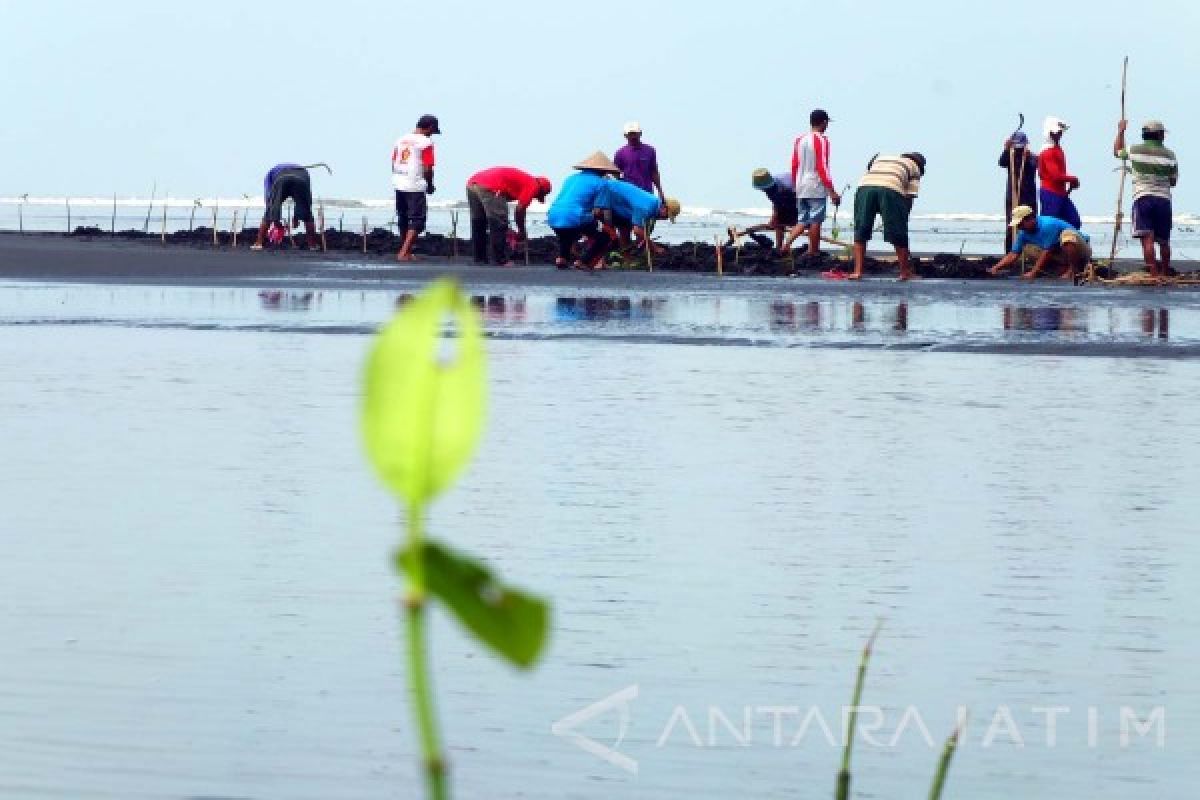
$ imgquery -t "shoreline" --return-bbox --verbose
[0,231,1191,297]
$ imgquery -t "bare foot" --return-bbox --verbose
[1020,271,1039,281]
[898,272,920,281]
[846,272,863,281]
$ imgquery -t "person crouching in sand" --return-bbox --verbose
[547,152,622,270]
[988,205,1092,281]
[252,164,320,250]
[849,153,925,280]
[593,179,681,264]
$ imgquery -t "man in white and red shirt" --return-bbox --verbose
[782,109,842,263]
[391,113,439,262]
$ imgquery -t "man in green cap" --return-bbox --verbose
[1114,119,1179,278]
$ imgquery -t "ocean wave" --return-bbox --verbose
[1,196,1196,227]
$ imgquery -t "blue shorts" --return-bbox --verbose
[1132,195,1172,243]
[1039,189,1081,229]
[797,197,827,225]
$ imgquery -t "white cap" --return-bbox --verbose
[623,121,642,135]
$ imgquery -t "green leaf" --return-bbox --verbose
[397,540,550,669]
[362,279,485,505]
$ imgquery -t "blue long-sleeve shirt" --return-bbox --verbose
[595,179,662,226]
[547,172,610,229]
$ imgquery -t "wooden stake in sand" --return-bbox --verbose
[212,203,219,247]
[231,210,239,248]
[362,216,368,254]
[1109,56,1130,264]
[189,199,200,233]
[645,229,654,272]
[65,198,71,233]
[142,182,156,233]
[111,193,117,236]
[18,194,26,234]
[161,200,168,244]
[318,201,327,252]
[714,234,724,276]
[449,211,459,260]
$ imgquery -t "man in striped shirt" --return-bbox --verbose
[1114,119,1179,278]
[850,153,925,280]
[782,109,841,262]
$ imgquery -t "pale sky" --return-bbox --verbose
[2,0,1196,214]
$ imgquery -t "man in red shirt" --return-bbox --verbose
[1038,117,1082,229]
[466,167,552,266]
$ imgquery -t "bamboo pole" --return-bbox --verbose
[189,199,200,233]
[286,200,297,249]
[212,202,219,247]
[18,194,26,234]
[645,230,654,272]
[714,234,724,276]
[449,211,459,260]
[231,210,239,248]
[143,181,156,233]
[111,193,117,236]
[362,215,368,254]
[66,198,71,233]
[1109,56,1130,264]
[318,201,326,251]
[161,200,168,244]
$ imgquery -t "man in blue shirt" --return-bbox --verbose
[595,180,680,254]
[547,152,622,270]
[989,204,1091,281]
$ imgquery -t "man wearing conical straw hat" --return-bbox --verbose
[547,151,622,270]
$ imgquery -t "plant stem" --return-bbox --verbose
[928,723,963,800]
[838,621,882,800]
[406,502,447,800]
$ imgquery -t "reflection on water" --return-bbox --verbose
[2,285,1200,354]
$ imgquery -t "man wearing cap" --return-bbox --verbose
[740,168,799,252]
[849,153,925,281]
[465,166,552,266]
[999,132,1038,252]
[1114,119,1179,278]
[989,205,1091,281]
[614,122,665,202]
[594,180,680,256]
[252,163,320,251]
[391,114,440,262]
[782,109,841,260]
[547,152,622,270]
[1038,117,1082,229]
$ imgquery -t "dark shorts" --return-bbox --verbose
[1132,195,1172,243]
[264,168,313,225]
[853,186,911,248]
[1039,188,1082,230]
[395,191,428,234]
[773,201,799,227]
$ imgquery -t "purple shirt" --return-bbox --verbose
[613,143,659,193]
[264,163,300,197]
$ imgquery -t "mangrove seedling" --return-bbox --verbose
[362,279,550,800]
[837,621,881,800]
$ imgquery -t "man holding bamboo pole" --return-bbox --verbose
[1114,119,1179,278]
[999,132,1038,252]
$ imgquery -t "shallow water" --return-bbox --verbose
[1,283,1198,799]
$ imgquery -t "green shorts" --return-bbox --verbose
[853,186,911,248]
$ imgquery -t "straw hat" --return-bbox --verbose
[1009,205,1035,227]
[664,197,681,223]
[573,151,621,174]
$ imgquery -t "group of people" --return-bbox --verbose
[252,108,1180,282]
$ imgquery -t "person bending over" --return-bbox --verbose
[989,205,1092,281]
[253,163,320,250]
